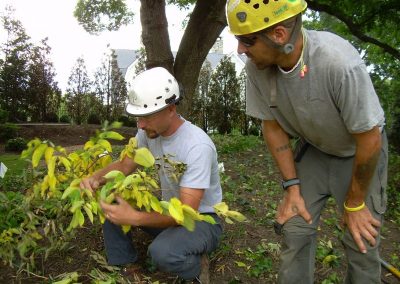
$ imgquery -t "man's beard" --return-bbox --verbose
[145,129,160,139]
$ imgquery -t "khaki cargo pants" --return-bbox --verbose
[278,132,388,284]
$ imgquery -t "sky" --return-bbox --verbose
[0,0,237,92]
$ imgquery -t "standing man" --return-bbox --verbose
[80,67,223,284]
[226,0,387,283]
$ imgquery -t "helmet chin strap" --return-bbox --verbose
[258,14,302,54]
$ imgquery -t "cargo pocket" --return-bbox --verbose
[370,142,388,215]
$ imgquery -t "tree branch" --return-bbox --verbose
[307,0,400,60]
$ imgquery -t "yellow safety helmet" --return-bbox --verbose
[226,0,307,35]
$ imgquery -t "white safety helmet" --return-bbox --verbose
[126,67,181,116]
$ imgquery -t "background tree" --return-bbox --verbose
[208,56,241,134]
[191,61,212,132]
[27,38,61,122]
[65,57,93,125]
[0,6,32,122]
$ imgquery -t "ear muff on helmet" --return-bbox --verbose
[226,0,307,35]
[126,67,181,117]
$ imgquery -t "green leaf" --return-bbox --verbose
[134,148,155,168]
[83,204,94,223]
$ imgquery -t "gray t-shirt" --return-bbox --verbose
[136,120,222,213]
[246,30,385,157]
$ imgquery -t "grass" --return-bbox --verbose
[0,153,28,175]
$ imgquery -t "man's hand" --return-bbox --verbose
[100,196,138,226]
[343,207,380,253]
[276,187,312,226]
[80,176,103,192]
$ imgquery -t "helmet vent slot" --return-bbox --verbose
[244,0,251,3]
[144,104,148,108]
[156,96,162,100]
[263,0,269,4]
[253,3,259,9]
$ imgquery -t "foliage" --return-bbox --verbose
[27,38,61,122]
[74,0,134,35]
[0,108,9,123]
[0,6,31,122]
[87,113,102,125]
[0,123,19,142]
[387,149,400,225]
[211,132,262,154]
[65,57,93,125]
[0,122,245,270]
[59,114,71,124]
[5,137,27,152]
[191,61,212,132]
[117,115,136,128]
[208,56,242,134]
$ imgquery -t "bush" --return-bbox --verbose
[0,123,19,142]
[5,137,27,152]
[118,115,137,127]
[44,112,59,123]
[59,115,71,123]
[0,109,9,123]
[87,113,101,125]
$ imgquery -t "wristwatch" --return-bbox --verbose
[281,178,300,190]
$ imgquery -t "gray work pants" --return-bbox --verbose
[279,133,388,284]
[102,213,222,280]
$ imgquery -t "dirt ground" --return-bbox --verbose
[0,124,399,284]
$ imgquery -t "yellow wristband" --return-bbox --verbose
[344,201,366,212]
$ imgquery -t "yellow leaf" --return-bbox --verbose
[226,211,247,222]
[121,225,131,233]
[168,198,184,224]
[182,210,196,231]
[134,148,155,168]
[70,200,84,213]
[150,196,163,214]
[101,155,112,168]
[97,139,112,152]
[48,175,57,191]
[44,146,54,164]
[213,202,229,214]
[104,170,124,180]
[32,143,48,168]
[225,217,234,224]
[182,204,201,220]
[84,140,95,150]
[30,231,43,240]
[128,137,138,148]
[83,204,94,223]
[59,157,71,171]
[48,156,57,177]
[77,209,85,226]
[102,131,125,141]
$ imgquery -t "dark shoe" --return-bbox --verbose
[198,254,210,284]
[120,263,143,282]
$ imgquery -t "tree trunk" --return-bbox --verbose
[140,0,227,118]
[140,0,174,74]
[174,0,227,117]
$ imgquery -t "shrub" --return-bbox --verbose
[5,137,27,152]
[0,109,9,123]
[0,123,19,142]
[44,112,59,123]
[118,115,137,127]
[87,113,101,125]
[59,115,71,123]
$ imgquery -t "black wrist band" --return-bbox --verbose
[281,178,300,190]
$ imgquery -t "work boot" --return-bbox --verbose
[198,253,210,284]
